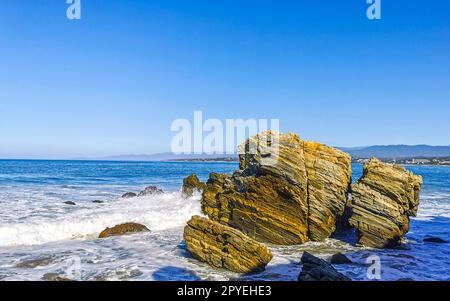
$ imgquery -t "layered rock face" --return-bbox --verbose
[182,174,207,197]
[201,131,352,245]
[184,216,273,273]
[349,158,423,248]
[304,141,352,241]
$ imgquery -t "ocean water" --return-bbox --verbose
[0,160,449,281]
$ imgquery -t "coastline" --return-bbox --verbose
[0,159,449,281]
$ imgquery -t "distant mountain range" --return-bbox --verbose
[340,145,450,159]
[97,153,239,162]
[95,145,450,162]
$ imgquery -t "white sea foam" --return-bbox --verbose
[0,192,202,247]
[416,192,450,219]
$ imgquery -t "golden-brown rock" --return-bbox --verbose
[201,131,352,245]
[183,216,273,273]
[203,132,309,244]
[304,141,352,241]
[98,223,150,238]
[349,158,423,248]
[182,174,207,197]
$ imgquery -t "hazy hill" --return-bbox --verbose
[94,145,450,162]
[340,145,450,159]
[98,153,239,162]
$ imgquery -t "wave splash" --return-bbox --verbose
[0,192,202,247]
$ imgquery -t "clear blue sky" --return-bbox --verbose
[0,0,449,159]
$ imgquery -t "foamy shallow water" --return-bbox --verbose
[0,161,449,281]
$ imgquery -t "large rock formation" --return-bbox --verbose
[184,216,273,273]
[298,252,351,281]
[304,141,352,241]
[200,131,352,245]
[349,158,423,248]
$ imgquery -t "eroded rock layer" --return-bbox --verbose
[183,215,273,273]
[349,158,423,248]
[304,141,352,241]
[200,131,352,245]
[182,174,207,197]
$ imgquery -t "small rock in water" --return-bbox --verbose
[423,237,448,244]
[396,278,414,281]
[99,222,150,238]
[42,273,74,282]
[121,192,137,198]
[64,201,76,206]
[92,200,104,204]
[138,186,164,197]
[182,174,206,197]
[330,253,353,264]
[16,257,54,269]
[298,252,351,281]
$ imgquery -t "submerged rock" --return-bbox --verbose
[183,215,273,274]
[93,200,104,204]
[330,253,353,264]
[15,256,55,269]
[121,192,137,198]
[349,158,423,248]
[138,186,164,197]
[423,237,448,244]
[63,201,76,206]
[201,131,352,245]
[298,252,351,281]
[182,174,206,197]
[99,223,150,238]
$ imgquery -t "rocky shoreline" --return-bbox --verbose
[64,131,427,281]
[179,131,424,280]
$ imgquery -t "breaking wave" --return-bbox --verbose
[0,192,202,247]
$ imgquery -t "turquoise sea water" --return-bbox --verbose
[0,160,449,281]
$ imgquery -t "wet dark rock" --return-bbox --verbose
[99,222,150,238]
[387,253,415,260]
[121,192,137,198]
[15,257,55,269]
[64,201,76,206]
[423,237,448,244]
[392,244,411,251]
[93,200,105,204]
[298,252,351,281]
[330,253,353,264]
[138,186,164,197]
